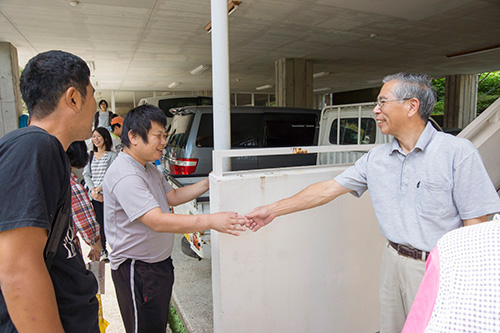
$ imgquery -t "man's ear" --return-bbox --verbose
[407,97,420,118]
[128,130,138,145]
[63,87,82,113]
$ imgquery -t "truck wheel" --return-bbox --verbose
[181,236,202,260]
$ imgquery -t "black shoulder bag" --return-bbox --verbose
[44,184,72,269]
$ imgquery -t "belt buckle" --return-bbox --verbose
[398,244,418,260]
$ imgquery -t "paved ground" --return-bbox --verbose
[170,234,213,332]
[80,233,212,332]
[80,241,125,332]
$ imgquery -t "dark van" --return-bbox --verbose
[164,106,321,185]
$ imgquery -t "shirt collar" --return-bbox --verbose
[390,122,437,154]
[70,172,79,183]
[122,150,150,170]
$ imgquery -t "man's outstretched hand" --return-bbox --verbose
[244,206,276,232]
[209,212,247,236]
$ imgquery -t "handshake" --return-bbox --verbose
[211,204,276,236]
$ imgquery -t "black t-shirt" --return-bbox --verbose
[0,126,98,332]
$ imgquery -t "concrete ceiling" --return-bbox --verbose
[1,0,500,104]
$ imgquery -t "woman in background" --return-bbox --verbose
[94,99,113,129]
[83,127,117,261]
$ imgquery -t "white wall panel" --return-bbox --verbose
[210,165,384,332]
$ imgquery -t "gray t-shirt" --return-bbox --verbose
[103,152,174,270]
[335,122,500,252]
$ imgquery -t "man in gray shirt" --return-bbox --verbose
[245,73,500,333]
[103,104,246,333]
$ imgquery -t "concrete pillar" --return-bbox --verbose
[444,74,478,129]
[275,58,313,108]
[211,0,231,173]
[0,42,23,137]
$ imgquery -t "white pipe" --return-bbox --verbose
[213,144,377,177]
[211,0,231,172]
[358,105,362,145]
[337,107,341,145]
[111,90,116,114]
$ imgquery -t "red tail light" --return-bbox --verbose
[168,157,198,175]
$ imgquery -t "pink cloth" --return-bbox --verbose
[402,247,440,333]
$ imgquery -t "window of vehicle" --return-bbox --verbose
[263,113,317,147]
[329,118,376,145]
[236,94,252,106]
[159,97,213,118]
[254,94,269,106]
[231,114,261,148]
[195,114,262,148]
[166,114,195,148]
[199,97,213,106]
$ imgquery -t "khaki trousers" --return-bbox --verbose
[379,242,426,333]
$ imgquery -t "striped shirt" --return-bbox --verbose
[91,151,116,187]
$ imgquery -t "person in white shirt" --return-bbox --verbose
[110,115,124,153]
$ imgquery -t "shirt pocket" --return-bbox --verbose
[416,180,453,217]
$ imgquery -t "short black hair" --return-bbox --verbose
[99,99,108,108]
[20,50,90,119]
[122,104,166,148]
[66,141,89,169]
[92,127,113,152]
[111,123,121,132]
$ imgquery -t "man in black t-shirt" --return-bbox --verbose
[0,51,99,332]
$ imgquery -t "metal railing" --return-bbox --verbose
[212,144,377,177]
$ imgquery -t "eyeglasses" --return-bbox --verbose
[375,98,410,109]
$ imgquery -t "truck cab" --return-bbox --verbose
[317,102,391,165]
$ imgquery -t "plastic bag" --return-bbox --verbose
[96,294,109,332]
[88,260,105,294]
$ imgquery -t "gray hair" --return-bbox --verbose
[383,73,437,121]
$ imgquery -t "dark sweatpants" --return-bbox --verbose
[91,199,106,250]
[111,257,174,333]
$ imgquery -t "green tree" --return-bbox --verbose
[432,71,500,116]
[432,78,445,115]
[477,71,500,114]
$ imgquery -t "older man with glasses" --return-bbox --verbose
[245,72,500,333]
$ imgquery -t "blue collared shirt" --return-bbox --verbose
[335,122,500,251]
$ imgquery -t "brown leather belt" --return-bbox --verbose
[389,240,429,261]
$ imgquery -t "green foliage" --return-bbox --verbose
[433,100,444,115]
[431,72,500,116]
[432,78,445,115]
[477,71,500,114]
[477,94,499,114]
[168,304,186,333]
